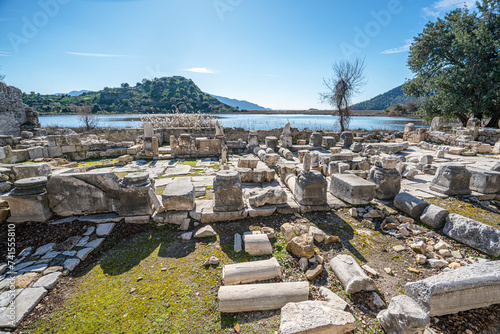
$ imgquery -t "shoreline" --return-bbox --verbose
[38,110,420,118]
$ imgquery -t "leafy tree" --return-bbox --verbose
[320,57,366,131]
[404,0,500,127]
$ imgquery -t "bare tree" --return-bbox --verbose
[77,105,99,130]
[320,58,366,132]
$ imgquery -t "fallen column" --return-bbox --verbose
[443,214,500,257]
[222,257,282,285]
[329,254,377,294]
[394,192,429,218]
[405,261,500,316]
[218,281,309,313]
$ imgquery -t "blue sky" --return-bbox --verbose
[0,0,476,109]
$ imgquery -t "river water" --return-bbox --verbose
[38,114,425,131]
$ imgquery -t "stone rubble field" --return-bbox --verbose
[0,119,499,333]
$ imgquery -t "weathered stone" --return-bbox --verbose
[294,171,327,206]
[96,223,115,237]
[308,226,327,243]
[238,157,259,169]
[329,174,376,205]
[244,233,273,256]
[193,225,217,238]
[0,287,47,328]
[33,272,61,290]
[161,181,195,211]
[287,234,315,258]
[305,264,323,280]
[12,163,51,181]
[279,301,356,334]
[309,132,323,147]
[377,295,430,334]
[340,131,353,148]
[213,170,244,212]
[3,176,52,223]
[430,117,444,132]
[0,82,40,137]
[429,163,471,196]
[405,261,500,316]
[119,172,154,216]
[318,287,349,311]
[47,172,121,216]
[234,233,242,252]
[468,167,500,194]
[329,254,377,294]
[218,281,309,313]
[368,166,401,200]
[76,248,93,261]
[248,187,287,207]
[443,214,500,257]
[265,136,278,151]
[222,257,281,285]
[394,193,429,218]
[419,205,448,229]
[63,258,80,271]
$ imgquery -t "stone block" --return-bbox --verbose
[244,233,273,256]
[443,214,500,257]
[429,163,471,196]
[468,167,500,194]
[213,170,244,212]
[405,261,500,316]
[294,171,327,206]
[222,257,281,285]
[280,301,356,334]
[368,167,401,200]
[161,181,195,211]
[377,295,429,334]
[47,172,121,216]
[329,174,376,205]
[0,287,48,328]
[12,163,51,180]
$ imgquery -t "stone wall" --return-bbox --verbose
[0,82,40,136]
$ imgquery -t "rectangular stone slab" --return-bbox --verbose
[222,257,281,285]
[0,287,47,328]
[405,261,500,316]
[468,167,500,194]
[329,174,376,205]
[218,281,309,313]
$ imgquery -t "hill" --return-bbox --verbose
[54,90,93,97]
[23,76,236,114]
[210,94,270,110]
[352,85,414,110]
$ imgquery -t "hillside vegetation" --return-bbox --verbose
[352,85,414,110]
[22,76,236,114]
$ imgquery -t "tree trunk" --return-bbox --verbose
[485,107,500,128]
[456,112,468,127]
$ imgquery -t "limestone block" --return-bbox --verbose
[429,163,471,196]
[213,170,244,212]
[293,171,327,206]
[405,261,500,316]
[377,295,430,334]
[329,174,376,205]
[218,281,309,313]
[368,166,401,200]
[222,257,281,285]
[47,172,121,216]
[161,181,194,211]
[443,214,500,257]
[280,301,356,334]
[468,167,500,194]
[244,233,273,256]
[12,163,51,180]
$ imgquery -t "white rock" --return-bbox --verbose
[194,225,217,238]
[96,223,115,236]
[33,272,61,290]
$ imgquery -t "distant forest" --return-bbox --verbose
[22,76,236,114]
[352,85,415,111]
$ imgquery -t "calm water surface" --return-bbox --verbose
[39,114,426,131]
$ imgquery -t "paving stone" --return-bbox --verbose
[63,258,80,272]
[96,223,115,236]
[33,272,61,290]
[76,248,93,261]
[19,263,48,274]
[33,243,56,256]
[0,287,47,328]
[85,238,105,249]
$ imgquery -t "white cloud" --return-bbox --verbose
[185,67,217,74]
[423,0,476,17]
[381,40,412,55]
[0,50,12,57]
[65,52,129,57]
